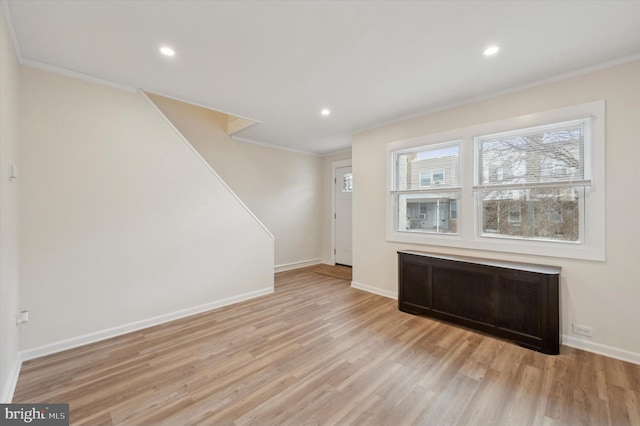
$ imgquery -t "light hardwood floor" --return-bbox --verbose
[13,265,640,425]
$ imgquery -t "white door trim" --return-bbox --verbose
[331,159,352,265]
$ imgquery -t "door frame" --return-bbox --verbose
[331,159,352,265]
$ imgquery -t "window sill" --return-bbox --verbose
[387,230,605,262]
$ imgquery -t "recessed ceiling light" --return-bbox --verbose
[484,45,500,56]
[321,109,331,116]
[160,46,175,57]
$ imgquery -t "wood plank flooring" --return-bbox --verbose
[13,265,640,425]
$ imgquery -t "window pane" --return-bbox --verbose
[432,170,445,184]
[480,187,580,241]
[396,145,459,190]
[398,193,458,234]
[478,120,586,186]
[342,173,353,192]
[419,171,432,187]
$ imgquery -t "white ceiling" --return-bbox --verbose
[6,1,640,154]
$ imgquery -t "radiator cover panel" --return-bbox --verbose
[398,251,560,355]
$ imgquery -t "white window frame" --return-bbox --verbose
[390,141,461,236]
[386,100,605,261]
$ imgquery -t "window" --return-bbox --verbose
[433,170,445,185]
[342,173,353,192]
[386,100,605,261]
[419,169,445,187]
[392,143,460,234]
[549,205,563,223]
[508,206,522,224]
[419,171,432,187]
[475,118,590,243]
[450,201,457,219]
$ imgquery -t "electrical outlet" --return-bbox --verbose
[572,323,594,337]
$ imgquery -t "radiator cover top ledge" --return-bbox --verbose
[397,250,561,355]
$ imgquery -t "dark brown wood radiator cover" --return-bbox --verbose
[398,250,560,355]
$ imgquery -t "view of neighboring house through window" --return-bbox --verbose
[393,143,460,234]
[342,173,353,192]
[387,101,604,261]
[419,169,445,187]
[475,118,590,242]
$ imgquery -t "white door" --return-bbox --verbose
[335,166,352,266]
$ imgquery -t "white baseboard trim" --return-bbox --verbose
[351,281,397,300]
[20,287,273,362]
[562,335,640,365]
[1,357,22,403]
[274,258,322,273]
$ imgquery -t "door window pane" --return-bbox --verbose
[342,173,353,192]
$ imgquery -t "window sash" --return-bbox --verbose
[391,186,462,195]
[476,186,584,243]
[474,118,592,190]
[395,191,460,235]
[472,179,590,192]
[393,141,461,191]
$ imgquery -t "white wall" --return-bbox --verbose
[18,67,274,353]
[0,5,21,402]
[146,94,323,270]
[352,60,640,363]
